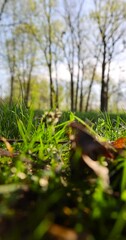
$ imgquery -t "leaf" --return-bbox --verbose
[0,137,13,156]
[0,148,18,157]
[48,224,93,240]
[48,224,90,240]
[69,121,116,160]
[111,137,126,149]
[49,224,77,240]
[68,121,117,188]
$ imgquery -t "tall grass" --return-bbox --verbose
[0,101,31,138]
[0,103,126,239]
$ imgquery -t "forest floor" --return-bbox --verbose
[0,104,126,239]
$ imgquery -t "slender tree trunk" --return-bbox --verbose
[55,61,59,108]
[75,46,81,111]
[105,53,113,111]
[48,63,54,109]
[79,63,84,112]
[85,67,96,112]
[24,66,33,107]
[6,36,16,106]
[85,48,101,112]
[25,81,30,107]
[70,71,74,111]
[79,76,83,112]
[100,40,107,112]
[101,81,108,112]
[17,73,24,100]
[42,0,54,109]
[9,74,14,105]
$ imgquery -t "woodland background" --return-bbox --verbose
[0,0,126,112]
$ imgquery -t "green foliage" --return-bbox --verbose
[94,112,126,140]
[0,104,126,239]
[30,77,49,110]
[0,101,31,138]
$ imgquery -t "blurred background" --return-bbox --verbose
[0,0,126,112]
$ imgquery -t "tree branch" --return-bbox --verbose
[0,0,8,21]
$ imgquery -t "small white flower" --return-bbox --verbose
[17,172,26,180]
[39,178,48,189]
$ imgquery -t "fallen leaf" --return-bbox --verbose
[0,148,18,157]
[49,224,78,240]
[68,121,118,187]
[48,224,91,240]
[111,137,126,149]
[0,137,13,156]
[69,121,116,160]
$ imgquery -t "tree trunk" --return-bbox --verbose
[9,74,14,105]
[70,71,74,111]
[55,82,59,109]
[24,68,32,107]
[79,63,84,112]
[101,81,108,112]
[55,60,59,108]
[85,47,101,112]
[100,40,108,112]
[48,63,54,109]
[75,46,81,111]
[85,65,96,112]
[79,77,83,112]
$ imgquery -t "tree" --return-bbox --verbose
[61,0,86,111]
[32,0,63,109]
[73,0,85,111]
[3,0,17,105]
[85,39,101,112]
[3,0,37,105]
[53,42,60,108]
[14,23,37,106]
[5,36,16,105]
[91,0,126,111]
[61,0,77,111]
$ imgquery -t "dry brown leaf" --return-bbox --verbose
[69,121,116,160]
[111,137,126,149]
[49,224,78,240]
[68,121,117,185]
[0,148,18,157]
[0,137,13,156]
[48,224,91,240]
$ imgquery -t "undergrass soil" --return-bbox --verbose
[0,103,126,239]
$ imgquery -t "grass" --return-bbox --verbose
[0,103,126,239]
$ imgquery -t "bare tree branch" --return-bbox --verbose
[0,0,8,21]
